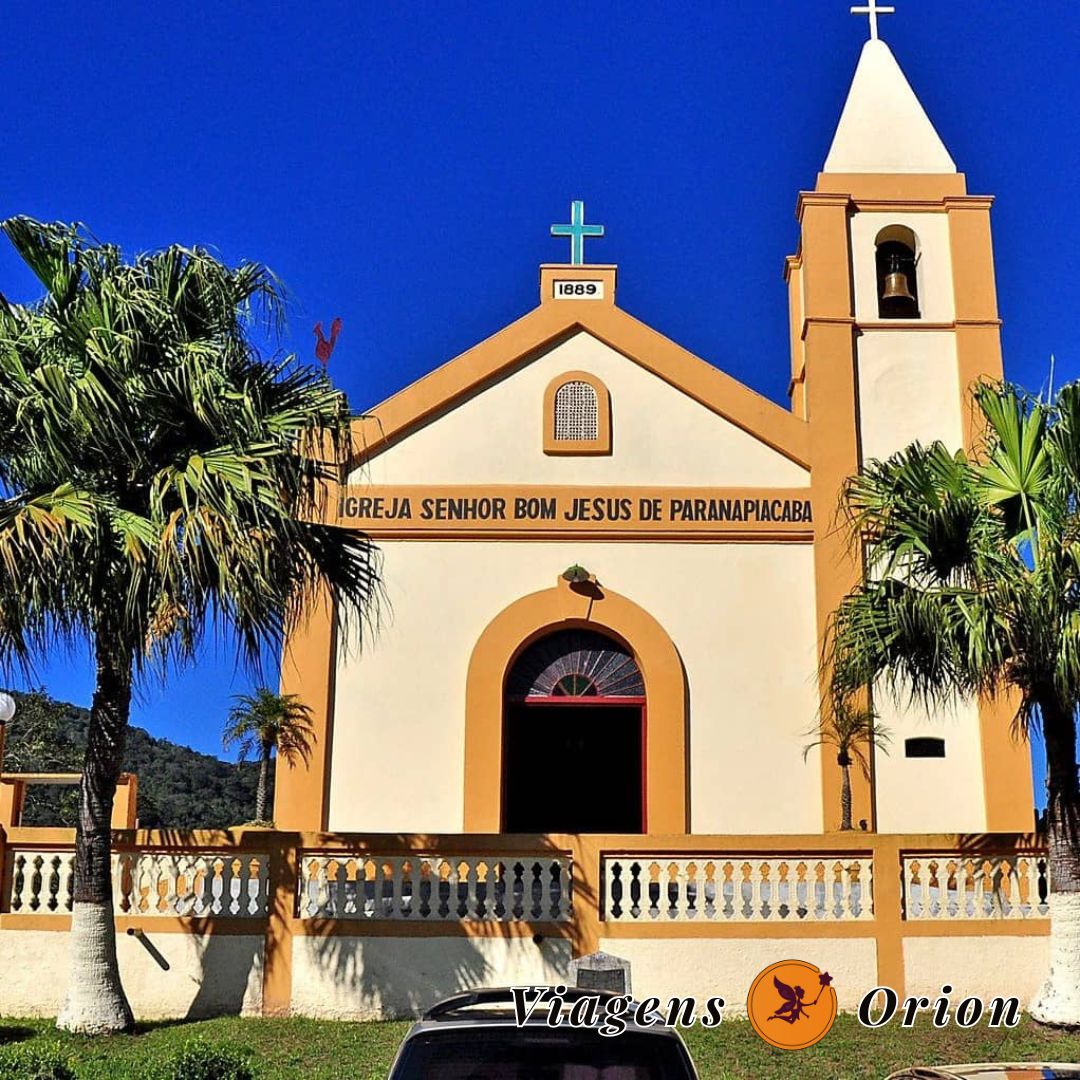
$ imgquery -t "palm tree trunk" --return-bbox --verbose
[56,630,135,1034]
[840,764,853,831]
[1031,698,1080,1026]
[256,744,270,822]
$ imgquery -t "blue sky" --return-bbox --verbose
[0,2,1074,800]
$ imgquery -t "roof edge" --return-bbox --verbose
[347,300,811,472]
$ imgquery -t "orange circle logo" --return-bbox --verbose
[746,959,837,1050]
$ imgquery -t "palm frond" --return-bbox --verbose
[0,216,380,679]
[223,687,314,766]
[827,378,1080,751]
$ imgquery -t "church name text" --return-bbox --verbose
[333,486,814,536]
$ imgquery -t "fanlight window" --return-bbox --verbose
[554,381,599,441]
[506,630,644,699]
[554,673,598,696]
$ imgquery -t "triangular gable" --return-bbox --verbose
[350,280,809,470]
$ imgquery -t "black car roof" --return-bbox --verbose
[424,987,623,1022]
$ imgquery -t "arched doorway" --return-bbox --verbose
[501,629,646,833]
[464,577,687,834]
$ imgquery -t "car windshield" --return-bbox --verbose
[390,1027,696,1080]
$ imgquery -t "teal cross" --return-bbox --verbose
[550,200,604,265]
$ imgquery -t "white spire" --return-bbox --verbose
[823,39,956,174]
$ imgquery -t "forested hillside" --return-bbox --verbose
[1,690,266,828]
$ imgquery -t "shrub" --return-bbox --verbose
[147,1038,256,1080]
[0,1041,77,1079]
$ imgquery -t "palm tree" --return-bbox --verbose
[0,218,377,1034]
[827,378,1080,1026]
[223,688,313,822]
[804,699,886,831]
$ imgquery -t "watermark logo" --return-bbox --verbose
[747,960,837,1050]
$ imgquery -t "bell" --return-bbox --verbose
[881,251,916,304]
[881,269,915,303]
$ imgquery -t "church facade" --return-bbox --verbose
[0,25,1057,1026]
[274,37,1034,843]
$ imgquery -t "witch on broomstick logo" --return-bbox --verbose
[748,960,838,1049]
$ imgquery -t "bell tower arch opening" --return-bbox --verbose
[502,629,645,834]
[874,224,921,319]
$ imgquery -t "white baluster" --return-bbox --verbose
[165,856,181,916]
[605,858,620,921]
[464,859,480,921]
[210,856,226,915]
[682,861,697,921]
[375,858,389,919]
[299,858,315,918]
[445,859,459,922]
[760,862,775,921]
[175,854,194,916]
[561,858,573,921]
[316,858,333,917]
[54,853,71,913]
[775,861,790,921]
[663,862,677,920]
[901,859,914,919]
[247,856,262,916]
[391,858,406,919]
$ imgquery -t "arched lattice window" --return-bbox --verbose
[543,371,612,455]
[554,381,598,441]
[506,629,644,699]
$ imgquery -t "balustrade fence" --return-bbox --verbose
[604,855,873,922]
[298,854,572,921]
[902,852,1049,920]
[0,835,1050,927]
[8,849,270,917]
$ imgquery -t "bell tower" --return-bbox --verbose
[787,32,1034,832]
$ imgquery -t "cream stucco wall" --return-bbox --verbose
[330,540,821,835]
[904,936,1049,1006]
[605,936,877,1014]
[856,332,964,465]
[290,934,571,1021]
[850,212,956,324]
[350,332,808,488]
[0,929,263,1019]
[873,694,987,833]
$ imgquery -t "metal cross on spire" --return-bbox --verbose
[550,200,605,266]
[850,0,895,40]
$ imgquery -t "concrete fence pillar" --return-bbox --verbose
[111,774,139,830]
[261,833,300,1016]
[0,779,25,830]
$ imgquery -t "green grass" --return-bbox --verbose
[2,1014,1080,1079]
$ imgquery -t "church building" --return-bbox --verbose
[274,28,1035,842]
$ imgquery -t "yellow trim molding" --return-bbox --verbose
[814,173,969,200]
[463,577,688,834]
[273,581,337,832]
